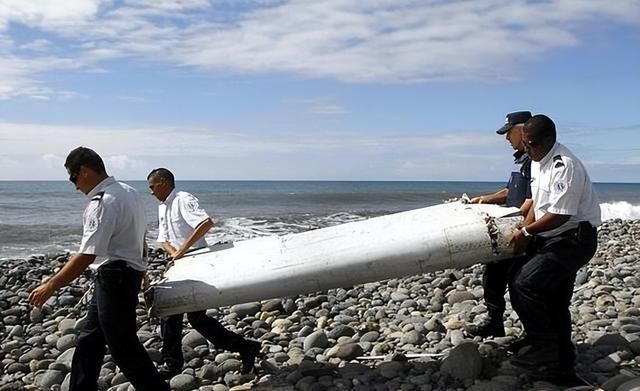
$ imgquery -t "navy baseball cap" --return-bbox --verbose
[496,111,532,134]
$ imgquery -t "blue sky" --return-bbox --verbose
[0,0,639,182]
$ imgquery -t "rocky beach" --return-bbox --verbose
[1,219,639,391]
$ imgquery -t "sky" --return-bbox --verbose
[0,0,639,182]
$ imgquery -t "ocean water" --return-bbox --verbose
[1,180,639,259]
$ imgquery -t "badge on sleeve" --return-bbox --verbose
[87,217,99,232]
[84,200,102,233]
[186,199,199,213]
[555,181,567,193]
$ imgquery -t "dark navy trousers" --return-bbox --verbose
[161,310,246,368]
[509,225,598,367]
[70,261,169,391]
[482,258,520,319]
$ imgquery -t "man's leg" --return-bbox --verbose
[160,313,185,376]
[96,266,170,391]
[187,310,260,373]
[475,260,512,337]
[510,250,573,370]
[551,229,598,370]
[69,289,106,391]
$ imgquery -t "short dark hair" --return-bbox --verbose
[147,168,175,187]
[65,147,106,175]
[524,114,556,143]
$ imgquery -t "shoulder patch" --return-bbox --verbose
[86,216,99,232]
[186,199,199,213]
[91,191,105,202]
[552,155,565,169]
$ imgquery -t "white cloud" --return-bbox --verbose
[0,0,105,30]
[0,0,639,98]
[19,39,52,51]
[107,154,142,169]
[41,153,63,168]
[2,120,637,181]
[294,98,346,115]
[117,95,147,103]
[0,121,499,155]
[123,0,210,11]
[0,120,506,179]
[0,53,85,99]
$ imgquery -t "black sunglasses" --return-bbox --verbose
[148,178,166,191]
[68,167,80,184]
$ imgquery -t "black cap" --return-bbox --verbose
[496,111,532,134]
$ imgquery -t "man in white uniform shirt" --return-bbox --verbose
[29,147,169,391]
[507,115,600,383]
[147,168,261,379]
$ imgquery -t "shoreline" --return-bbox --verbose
[2,217,639,262]
[0,219,638,390]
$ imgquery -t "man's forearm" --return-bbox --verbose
[48,253,96,290]
[174,218,214,259]
[471,188,508,204]
[163,241,177,256]
[524,212,571,235]
[520,199,533,220]
[29,252,96,308]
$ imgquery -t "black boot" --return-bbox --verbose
[473,315,505,338]
[157,359,181,380]
[239,340,261,374]
[507,335,533,353]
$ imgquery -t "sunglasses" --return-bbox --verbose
[68,167,80,184]
[148,180,164,191]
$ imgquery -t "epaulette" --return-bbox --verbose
[91,191,105,202]
[553,155,565,168]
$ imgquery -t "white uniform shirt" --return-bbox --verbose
[79,176,147,271]
[157,190,210,249]
[530,142,601,238]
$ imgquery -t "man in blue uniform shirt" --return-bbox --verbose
[508,115,600,381]
[470,111,533,338]
[29,147,169,391]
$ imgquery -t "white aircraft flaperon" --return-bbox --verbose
[148,201,522,317]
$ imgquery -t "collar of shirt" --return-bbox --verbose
[513,150,529,164]
[88,176,116,198]
[162,189,177,205]
[538,141,560,167]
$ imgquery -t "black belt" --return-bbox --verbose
[535,221,595,247]
[97,260,138,275]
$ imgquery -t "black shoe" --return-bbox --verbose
[541,369,586,387]
[157,362,181,380]
[240,340,261,374]
[471,320,505,338]
[520,363,581,385]
[501,360,581,386]
[511,344,559,368]
[507,336,533,353]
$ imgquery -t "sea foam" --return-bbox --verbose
[600,201,640,221]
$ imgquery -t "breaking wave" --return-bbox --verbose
[600,201,640,221]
